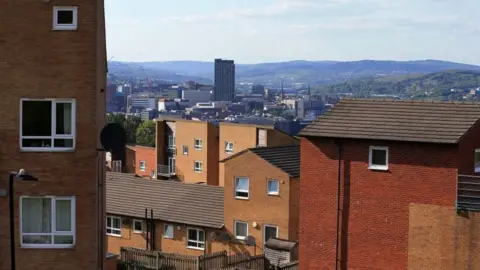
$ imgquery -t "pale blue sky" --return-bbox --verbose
[105,0,480,65]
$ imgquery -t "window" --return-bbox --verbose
[151,170,156,179]
[368,146,389,170]
[139,160,146,172]
[53,6,78,31]
[187,228,205,250]
[225,142,234,154]
[164,224,174,239]
[20,196,75,248]
[263,225,278,246]
[267,180,279,195]
[183,145,188,155]
[235,177,249,199]
[133,220,143,234]
[20,99,75,151]
[194,161,203,173]
[475,149,480,173]
[168,135,175,149]
[194,138,203,150]
[234,221,248,240]
[106,216,121,237]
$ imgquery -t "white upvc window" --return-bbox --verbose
[20,196,75,248]
[182,145,188,155]
[133,220,143,234]
[164,224,174,239]
[235,177,249,199]
[20,99,76,152]
[267,179,279,195]
[225,142,234,154]
[194,161,203,173]
[187,228,205,250]
[368,146,389,171]
[194,138,203,150]
[53,6,78,31]
[168,135,176,149]
[263,224,278,246]
[234,221,248,240]
[139,160,146,172]
[106,216,121,237]
[475,149,480,173]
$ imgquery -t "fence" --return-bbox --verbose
[119,247,299,270]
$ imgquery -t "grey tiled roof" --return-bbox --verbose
[299,98,480,144]
[249,145,300,177]
[106,172,224,229]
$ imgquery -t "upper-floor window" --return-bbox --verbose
[106,216,121,237]
[234,221,248,240]
[20,196,75,248]
[194,161,203,173]
[168,135,175,149]
[235,177,249,199]
[187,228,205,250]
[475,149,480,173]
[182,145,188,155]
[194,138,203,150]
[225,142,234,154]
[267,180,279,195]
[20,99,75,152]
[133,220,143,234]
[53,6,78,31]
[139,160,146,172]
[369,146,388,171]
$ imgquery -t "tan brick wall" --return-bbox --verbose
[223,151,296,254]
[0,0,105,269]
[267,129,299,147]
[219,124,257,162]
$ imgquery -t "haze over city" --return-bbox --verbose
[105,0,480,64]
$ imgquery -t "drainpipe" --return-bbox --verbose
[335,141,342,270]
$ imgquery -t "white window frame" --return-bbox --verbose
[182,145,188,155]
[235,177,249,200]
[20,98,76,152]
[368,146,389,171]
[475,148,480,173]
[225,142,234,154]
[133,219,143,234]
[263,224,278,246]
[20,196,76,249]
[267,179,279,195]
[168,135,176,150]
[53,6,78,31]
[106,216,122,237]
[164,224,174,239]
[194,161,203,173]
[186,227,205,250]
[234,221,248,240]
[139,160,146,172]
[194,138,203,150]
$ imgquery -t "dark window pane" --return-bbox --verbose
[372,149,387,165]
[54,139,73,148]
[57,10,73,24]
[134,221,143,232]
[53,235,74,244]
[56,103,72,135]
[22,101,51,136]
[22,139,51,148]
[188,229,197,241]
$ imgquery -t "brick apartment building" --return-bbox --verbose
[125,145,156,178]
[298,99,480,269]
[0,1,107,270]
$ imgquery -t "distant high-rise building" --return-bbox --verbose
[252,84,265,95]
[213,59,235,102]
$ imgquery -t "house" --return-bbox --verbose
[0,1,107,269]
[221,145,300,254]
[106,172,227,255]
[298,99,480,270]
[124,145,156,178]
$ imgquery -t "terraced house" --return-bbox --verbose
[299,99,480,270]
[0,0,107,269]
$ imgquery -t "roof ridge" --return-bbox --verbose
[341,98,480,105]
[248,144,299,151]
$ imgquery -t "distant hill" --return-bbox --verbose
[108,60,480,86]
[317,70,480,100]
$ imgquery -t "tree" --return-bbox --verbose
[107,113,141,144]
[136,120,156,147]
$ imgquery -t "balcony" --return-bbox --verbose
[157,164,176,177]
[457,175,480,211]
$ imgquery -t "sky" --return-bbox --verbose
[105,0,480,65]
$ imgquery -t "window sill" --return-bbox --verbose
[194,171,203,174]
[226,151,234,154]
[368,166,388,171]
[133,231,143,234]
[194,148,203,151]
[187,246,205,251]
[235,197,249,200]
[53,26,78,31]
[163,236,173,239]
[21,244,75,249]
[20,147,75,153]
[107,234,122,238]
[267,193,279,196]
[139,169,146,172]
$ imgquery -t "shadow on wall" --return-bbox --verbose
[340,158,351,270]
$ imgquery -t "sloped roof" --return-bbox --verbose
[299,98,480,144]
[106,172,224,229]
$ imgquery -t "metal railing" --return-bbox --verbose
[157,164,175,177]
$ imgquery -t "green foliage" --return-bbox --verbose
[135,120,156,147]
[106,113,142,144]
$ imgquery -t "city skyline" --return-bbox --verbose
[106,0,480,65]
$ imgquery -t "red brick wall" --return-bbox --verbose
[299,137,458,270]
[133,146,156,177]
[458,121,480,175]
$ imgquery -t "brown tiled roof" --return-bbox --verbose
[299,98,480,144]
[106,172,224,229]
